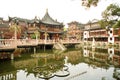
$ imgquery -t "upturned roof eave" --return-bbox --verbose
[9,17,41,24]
[41,9,63,26]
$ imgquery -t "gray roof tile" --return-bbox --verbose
[41,10,62,26]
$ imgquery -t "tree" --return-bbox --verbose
[102,4,120,21]
[81,0,99,8]
[98,19,108,29]
[9,23,21,39]
[81,0,120,10]
[99,4,120,28]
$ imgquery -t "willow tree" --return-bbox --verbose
[34,30,40,44]
[9,23,21,39]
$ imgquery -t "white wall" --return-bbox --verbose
[108,28,114,44]
[83,31,89,42]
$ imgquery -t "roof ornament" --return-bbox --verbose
[46,8,48,13]
[34,16,37,22]
[41,8,63,26]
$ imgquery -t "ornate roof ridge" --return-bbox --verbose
[8,16,40,23]
[41,9,62,26]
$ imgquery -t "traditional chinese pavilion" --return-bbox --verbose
[39,9,64,40]
[8,9,64,40]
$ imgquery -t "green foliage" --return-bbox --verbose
[34,30,39,35]
[34,30,40,38]
[102,4,120,20]
[98,19,115,29]
[100,4,120,28]
[9,24,21,33]
[98,19,108,29]
[113,20,120,28]
[107,4,120,16]
[64,27,67,31]
[118,35,120,40]
[82,0,99,8]
[31,34,36,39]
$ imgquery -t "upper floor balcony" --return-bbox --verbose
[40,27,63,33]
[89,30,108,38]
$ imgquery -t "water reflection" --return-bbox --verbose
[83,46,120,65]
[32,53,70,79]
[108,47,114,60]
[0,46,120,80]
[82,46,120,80]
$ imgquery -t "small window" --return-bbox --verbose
[110,50,112,54]
[110,30,112,33]
[110,37,112,40]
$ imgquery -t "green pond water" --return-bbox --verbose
[0,46,120,80]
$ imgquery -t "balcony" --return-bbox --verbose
[40,28,62,33]
[28,27,37,31]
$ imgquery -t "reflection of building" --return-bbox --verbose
[83,21,120,44]
[83,46,89,57]
[83,46,120,66]
[0,71,17,80]
[83,46,95,58]
[108,47,114,60]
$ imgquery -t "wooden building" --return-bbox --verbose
[8,17,29,39]
[39,9,64,40]
[67,21,84,40]
[8,9,64,40]
[83,21,120,44]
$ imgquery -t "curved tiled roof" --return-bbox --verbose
[41,10,63,26]
[9,17,40,24]
[8,10,63,26]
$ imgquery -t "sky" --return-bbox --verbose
[0,0,120,25]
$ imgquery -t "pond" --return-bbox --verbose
[0,46,120,80]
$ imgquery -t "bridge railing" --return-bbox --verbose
[0,39,16,48]
[0,72,16,80]
[60,39,81,44]
[38,39,55,44]
[17,39,38,45]
[17,39,57,45]
[0,39,82,49]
